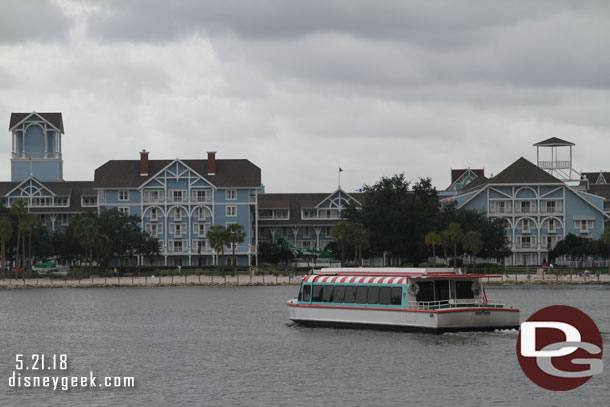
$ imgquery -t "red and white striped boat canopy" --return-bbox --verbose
[303,275,408,284]
[302,268,499,283]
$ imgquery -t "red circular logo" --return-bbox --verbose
[516,305,603,391]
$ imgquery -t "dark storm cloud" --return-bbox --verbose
[0,0,72,43]
[82,0,610,90]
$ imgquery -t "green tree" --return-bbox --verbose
[350,223,370,265]
[0,217,12,278]
[424,231,441,265]
[73,216,101,274]
[20,213,39,277]
[10,199,28,272]
[330,222,352,264]
[440,229,451,265]
[207,225,228,275]
[462,231,483,273]
[226,223,245,276]
[344,175,440,265]
[600,228,610,273]
[446,223,463,268]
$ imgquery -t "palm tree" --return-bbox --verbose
[425,231,441,265]
[0,217,12,279]
[226,223,245,276]
[20,214,38,277]
[10,199,28,274]
[601,228,610,274]
[440,229,451,265]
[330,222,351,264]
[446,223,463,268]
[463,231,484,273]
[73,216,100,274]
[207,225,228,276]
[350,223,369,265]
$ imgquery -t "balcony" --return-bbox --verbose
[538,160,571,170]
[12,152,62,159]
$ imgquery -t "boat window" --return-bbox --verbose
[367,286,379,304]
[334,286,345,303]
[312,285,324,302]
[416,281,434,302]
[435,280,450,302]
[455,281,474,299]
[322,285,334,302]
[391,287,402,305]
[345,286,357,303]
[355,286,368,304]
[298,285,303,301]
[379,286,391,305]
[302,285,311,302]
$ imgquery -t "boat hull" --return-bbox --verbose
[287,300,520,333]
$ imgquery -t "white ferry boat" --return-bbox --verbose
[286,268,519,333]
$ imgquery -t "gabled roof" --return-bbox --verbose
[582,171,610,184]
[258,192,365,226]
[489,157,562,184]
[533,137,574,147]
[9,112,64,133]
[450,168,485,184]
[93,159,261,189]
[0,179,94,213]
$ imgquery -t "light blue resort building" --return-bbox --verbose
[442,138,610,266]
[2,114,609,268]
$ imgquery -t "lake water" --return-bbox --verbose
[0,285,609,406]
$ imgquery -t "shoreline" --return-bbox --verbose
[1,273,609,289]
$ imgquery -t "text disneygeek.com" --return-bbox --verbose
[8,354,135,391]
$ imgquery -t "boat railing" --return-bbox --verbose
[408,299,505,310]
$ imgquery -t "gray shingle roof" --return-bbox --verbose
[582,172,610,184]
[587,184,610,200]
[93,159,261,188]
[0,180,94,213]
[450,168,485,183]
[533,137,574,146]
[489,157,562,184]
[258,192,364,226]
[9,112,64,133]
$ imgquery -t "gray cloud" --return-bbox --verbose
[0,0,72,43]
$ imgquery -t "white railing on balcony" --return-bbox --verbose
[12,152,62,159]
[538,160,571,169]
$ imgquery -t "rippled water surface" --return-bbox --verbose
[0,285,609,406]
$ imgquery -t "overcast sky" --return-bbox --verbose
[1,1,609,192]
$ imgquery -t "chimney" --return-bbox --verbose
[140,149,149,176]
[207,151,216,175]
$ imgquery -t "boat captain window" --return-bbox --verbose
[455,281,475,299]
[415,281,434,302]
[299,284,311,302]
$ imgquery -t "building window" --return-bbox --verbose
[81,196,97,207]
[226,206,237,217]
[520,201,530,214]
[548,218,556,233]
[192,189,211,202]
[173,207,183,221]
[60,214,69,226]
[143,189,163,203]
[150,207,158,221]
[55,196,69,206]
[170,190,186,203]
[173,240,183,253]
[302,208,316,219]
[118,207,129,216]
[118,190,129,201]
[226,189,237,200]
[170,223,187,236]
[145,223,163,237]
[193,239,208,252]
[303,227,310,238]
[195,222,210,236]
